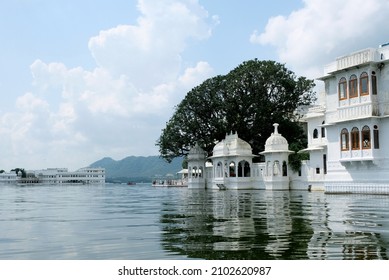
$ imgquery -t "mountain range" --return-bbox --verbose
[89,156,184,183]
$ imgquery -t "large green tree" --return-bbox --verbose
[157,59,316,162]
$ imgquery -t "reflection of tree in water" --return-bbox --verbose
[282,192,316,259]
[159,190,314,260]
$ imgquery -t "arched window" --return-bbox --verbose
[273,161,280,176]
[313,128,319,139]
[229,162,236,177]
[321,121,326,138]
[372,71,377,95]
[339,77,347,100]
[374,125,380,149]
[193,166,198,178]
[282,161,287,176]
[362,126,371,149]
[244,161,251,177]
[349,74,358,98]
[351,127,360,150]
[216,162,223,178]
[198,167,203,178]
[238,161,243,177]
[237,161,251,177]
[266,161,271,176]
[341,128,349,151]
[360,72,369,96]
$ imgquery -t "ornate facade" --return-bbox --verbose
[188,44,389,194]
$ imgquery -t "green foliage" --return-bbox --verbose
[11,168,27,178]
[157,59,316,162]
[288,142,310,173]
[181,157,188,169]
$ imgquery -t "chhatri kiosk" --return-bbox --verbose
[187,124,294,190]
[260,123,294,190]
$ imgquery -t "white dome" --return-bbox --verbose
[212,140,225,157]
[264,123,290,152]
[188,143,207,160]
[212,132,253,157]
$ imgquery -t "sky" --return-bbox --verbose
[1,0,389,171]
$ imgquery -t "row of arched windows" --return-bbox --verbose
[340,125,379,151]
[338,71,377,100]
[188,166,203,178]
[215,160,251,178]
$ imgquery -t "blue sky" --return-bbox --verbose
[0,0,388,171]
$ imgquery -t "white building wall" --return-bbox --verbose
[319,45,389,193]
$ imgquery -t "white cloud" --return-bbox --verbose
[0,0,216,171]
[178,61,213,88]
[251,0,389,79]
[88,0,216,90]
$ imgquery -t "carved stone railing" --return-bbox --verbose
[327,103,379,123]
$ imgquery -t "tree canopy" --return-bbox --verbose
[157,59,316,162]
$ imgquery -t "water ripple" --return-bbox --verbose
[1,184,389,259]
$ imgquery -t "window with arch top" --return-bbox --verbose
[321,121,326,138]
[362,125,371,149]
[338,77,347,100]
[349,74,358,98]
[351,127,360,150]
[341,128,349,151]
[313,128,318,139]
[360,72,369,96]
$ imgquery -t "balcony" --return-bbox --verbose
[340,149,379,163]
[327,103,379,123]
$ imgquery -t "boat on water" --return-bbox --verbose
[152,178,187,187]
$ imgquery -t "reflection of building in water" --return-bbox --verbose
[307,193,389,259]
[305,192,333,259]
[159,187,389,259]
[264,191,292,258]
[212,191,256,251]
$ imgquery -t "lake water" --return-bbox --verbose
[0,183,388,260]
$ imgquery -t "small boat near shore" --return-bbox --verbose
[152,179,187,187]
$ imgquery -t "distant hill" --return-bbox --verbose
[89,156,184,183]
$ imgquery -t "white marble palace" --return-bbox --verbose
[0,167,105,185]
[187,43,389,194]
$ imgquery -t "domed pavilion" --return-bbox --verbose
[260,123,294,190]
[209,132,256,190]
[187,143,207,189]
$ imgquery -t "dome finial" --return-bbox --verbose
[273,123,279,135]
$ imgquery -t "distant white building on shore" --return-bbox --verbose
[187,43,389,194]
[0,167,105,185]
